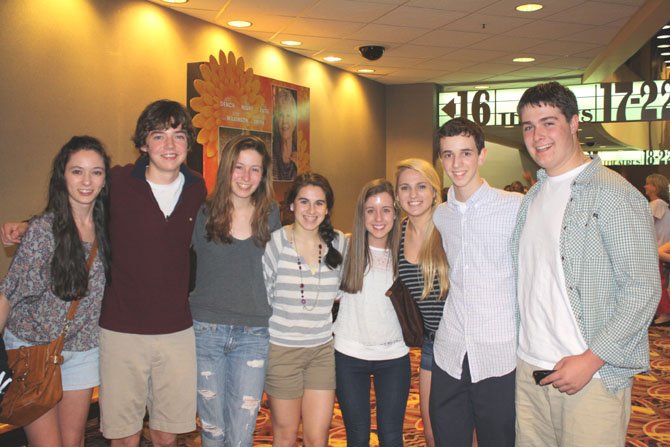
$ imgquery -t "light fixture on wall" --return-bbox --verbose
[228,20,252,28]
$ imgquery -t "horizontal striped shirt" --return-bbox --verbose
[263,226,346,347]
[398,219,445,337]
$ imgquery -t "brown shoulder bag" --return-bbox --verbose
[0,241,98,427]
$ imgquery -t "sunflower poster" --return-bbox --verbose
[187,50,310,193]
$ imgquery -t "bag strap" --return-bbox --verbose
[63,239,99,326]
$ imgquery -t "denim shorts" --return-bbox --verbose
[3,329,100,391]
[420,339,434,371]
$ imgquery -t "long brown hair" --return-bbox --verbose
[395,158,449,300]
[205,134,274,246]
[340,179,400,293]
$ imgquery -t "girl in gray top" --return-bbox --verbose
[189,134,280,447]
[0,136,111,446]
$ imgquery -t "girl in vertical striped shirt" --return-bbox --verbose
[395,159,449,447]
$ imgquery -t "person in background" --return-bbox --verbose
[395,159,449,447]
[189,135,280,446]
[0,136,110,446]
[334,179,409,446]
[513,81,659,446]
[644,174,670,326]
[431,117,520,447]
[262,173,345,447]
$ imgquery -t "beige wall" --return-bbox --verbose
[385,84,439,181]
[0,0,386,272]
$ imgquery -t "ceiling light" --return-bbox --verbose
[585,136,594,140]
[659,44,670,48]
[658,34,670,39]
[161,0,188,3]
[515,3,543,12]
[357,68,375,73]
[513,57,535,63]
[664,25,670,30]
[661,52,670,56]
[281,40,302,46]
[474,85,489,89]
[227,20,252,28]
[323,56,342,62]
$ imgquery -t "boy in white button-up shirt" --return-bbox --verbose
[430,117,521,447]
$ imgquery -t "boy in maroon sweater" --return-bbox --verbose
[2,100,206,446]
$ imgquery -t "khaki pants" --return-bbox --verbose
[99,327,197,439]
[515,358,631,447]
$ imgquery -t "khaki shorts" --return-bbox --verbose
[265,340,335,399]
[99,327,197,439]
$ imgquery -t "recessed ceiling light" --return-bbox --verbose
[513,57,535,63]
[585,136,594,140]
[661,52,670,56]
[161,0,188,3]
[659,44,670,48]
[323,56,342,62]
[665,60,670,64]
[281,40,302,46]
[664,25,670,30]
[357,68,375,73]
[658,34,670,39]
[515,3,543,12]
[504,125,515,128]
[227,20,252,28]
[474,85,489,89]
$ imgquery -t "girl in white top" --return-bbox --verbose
[263,172,345,447]
[334,179,410,446]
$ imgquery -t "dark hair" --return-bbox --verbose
[286,172,342,269]
[517,81,578,121]
[340,179,399,293]
[437,117,485,153]
[132,100,196,150]
[46,136,111,301]
[206,134,275,245]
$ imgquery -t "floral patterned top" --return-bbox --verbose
[0,213,105,351]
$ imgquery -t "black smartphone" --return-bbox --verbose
[532,369,555,385]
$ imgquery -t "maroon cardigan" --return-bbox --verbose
[99,158,206,334]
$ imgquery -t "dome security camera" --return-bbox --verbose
[358,45,385,61]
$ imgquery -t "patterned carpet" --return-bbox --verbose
[3,329,670,446]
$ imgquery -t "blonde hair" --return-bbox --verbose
[395,158,449,300]
[647,174,670,203]
[340,179,400,293]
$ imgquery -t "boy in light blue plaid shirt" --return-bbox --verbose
[513,81,660,446]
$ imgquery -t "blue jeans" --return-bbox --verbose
[194,321,270,447]
[335,350,411,447]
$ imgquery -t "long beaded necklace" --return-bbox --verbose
[293,234,323,311]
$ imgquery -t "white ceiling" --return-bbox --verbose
[147,0,669,86]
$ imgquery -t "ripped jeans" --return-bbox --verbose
[194,320,270,447]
